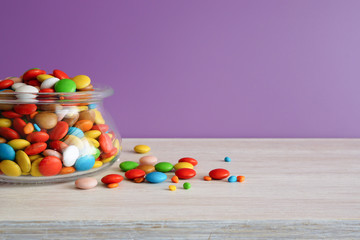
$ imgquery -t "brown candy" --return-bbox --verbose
[136,165,155,174]
[34,112,58,129]
[0,104,14,111]
[39,104,62,112]
[78,110,95,122]
[63,112,79,127]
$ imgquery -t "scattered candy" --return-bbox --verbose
[134,177,145,183]
[224,156,231,162]
[171,175,179,183]
[119,161,139,172]
[101,174,124,184]
[183,182,191,189]
[139,155,157,166]
[125,169,146,180]
[209,168,230,180]
[203,176,212,181]
[178,157,198,166]
[145,171,167,183]
[136,164,155,174]
[237,176,245,182]
[175,168,196,179]
[134,144,151,154]
[228,176,237,182]
[173,162,194,171]
[169,185,176,191]
[107,183,119,188]
[155,162,173,173]
[75,177,98,190]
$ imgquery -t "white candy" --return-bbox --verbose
[15,85,39,100]
[40,77,59,89]
[12,82,26,90]
[62,145,80,167]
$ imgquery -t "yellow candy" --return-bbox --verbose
[84,130,101,139]
[29,154,42,161]
[114,139,121,151]
[21,172,30,175]
[94,109,105,124]
[77,106,88,112]
[0,160,22,177]
[30,158,43,177]
[134,145,151,154]
[36,74,54,82]
[0,118,12,128]
[173,162,194,171]
[64,135,84,149]
[93,161,103,168]
[0,137,7,143]
[101,155,115,164]
[15,150,31,173]
[72,75,91,90]
[86,137,100,148]
[169,185,177,191]
[8,139,30,150]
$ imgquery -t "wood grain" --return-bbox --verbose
[0,139,359,238]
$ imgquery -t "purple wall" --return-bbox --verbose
[1,0,360,138]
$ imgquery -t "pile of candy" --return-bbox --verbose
[75,144,245,190]
[0,68,120,179]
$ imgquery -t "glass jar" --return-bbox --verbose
[0,87,121,183]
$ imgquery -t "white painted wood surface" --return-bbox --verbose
[1,138,360,239]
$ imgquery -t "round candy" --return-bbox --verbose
[40,77,60,89]
[175,168,196,179]
[237,176,245,182]
[15,150,31,173]
[7,139,30,150]
[0,127,20,140]
[12,118,26,136]
[2,111,22,119]
[209,168,230,180]
[101,174,124,184]
[53,69,69,79]
[173,162,194,171]
[119,161,139,172]
[79,110,96,122]
[26,131,50,143]
[37,74,54,82]
[74,155,95,171]
[145,172,167,183]
[136,165,155,174]
[0,79,14,89]
[13,104,37,115]
[139,155,157,166]
[75,177,98,190]
[38,156,62,176]
[169,185,176,191]
[0,160,21,177]
[125,169,146,180]
[30,158,43,177]
[0,143,16,161]
[43,149,62,159]
[72,75,91,90]
[91,124,109,132]
[34,112,58,129]
[183,182,191,189]
[178,157,198,166]
[67,127,84,138]
[48,121,69,140]
[54,79,76,92]
[0,118,12,128]
[155,162,173,173]
[84,130,101,139]
[134,145,150,154]
[62,145,80,167]
[224,156,231,162]
[49,140,68,152]
[74,120,93,132]
[60,166,76,175]
[15,85,39,100]
[11,82,26,90]
[99,133,112,153]
[24,142,47,155]
[228,176,237,182]
[22,69,46,81]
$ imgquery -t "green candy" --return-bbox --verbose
[54,79,77,92]
[119,161,139,172]
[92,148,101,159]
[183,182,191,189]
[155,162,173,173]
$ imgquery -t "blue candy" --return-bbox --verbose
[228,176,237,182]
[145,172,167,183]
[88,104,97,109]
[34,123,41,132]
[74,155,95,171]
[224,156,231,162]
[0,143,15,161]
[67,127,85,138]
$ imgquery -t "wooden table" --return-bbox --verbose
[1,139,359,239]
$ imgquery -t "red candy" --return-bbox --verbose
[100,147,117,159]
[27,79,41,87]
[178,157,198,166]
[0,127,20,140]
[48,121,69,140]
[101,174,124,184]
[26,131,49,143]
[25,142,47,155]
[38,156,62,176]
[49,140,68,152]
[38,88,55,98]
[175,168,197,179]
[209,168,230,180]
[91,124,109,133]
[0,79,14,89]
[13,104,37,115]
[99,133,112,153]
[22,69,46,81]
[12,118,26,137]
[2,111,23,118]
[125,169,146,180]
[53,69,69,79]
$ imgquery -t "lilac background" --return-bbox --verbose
[1,0,359,138]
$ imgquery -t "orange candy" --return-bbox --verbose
[203,176,212,181]
[134,177,145,183]
[237,176,245,182]
[171,176,179,183]
[107,183,119,188]
[23,123,34,134]
[74,120,93,132]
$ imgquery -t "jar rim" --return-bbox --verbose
[0,86,114,104]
